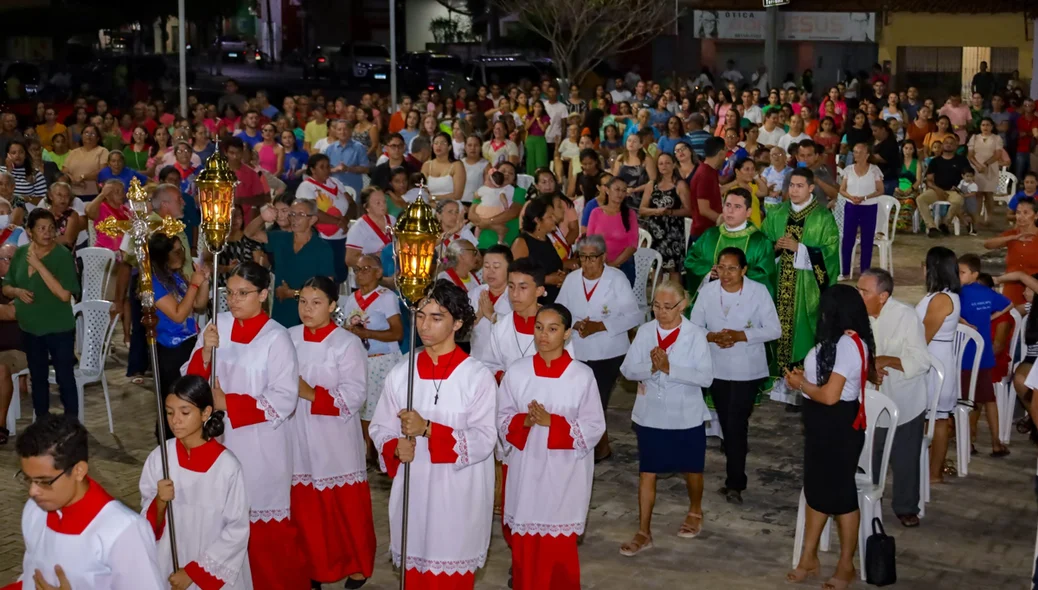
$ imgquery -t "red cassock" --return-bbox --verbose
[183,312,309,590]
[289,322,377,583]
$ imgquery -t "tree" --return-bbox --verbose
[493,0,679,86]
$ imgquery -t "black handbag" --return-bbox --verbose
[865,517,896,586]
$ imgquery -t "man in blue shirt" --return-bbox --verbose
[325,119,369,196]
[233,110,263,149]
[684,113,713,159]
[256,90,279,120]
[957,253,1013,456]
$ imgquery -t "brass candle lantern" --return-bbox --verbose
[391,183,441,590]
[97,177,185,571]
[194,148,238,389]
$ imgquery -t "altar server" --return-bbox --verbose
[184,262,308,590]
[468,245,513,365]
[291,276,376,588]
[368,280,497,590]
[498,303,605,590]
[4,414,165,590]
[140,375,252,590]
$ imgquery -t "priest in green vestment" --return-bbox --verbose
[760,168,840,405]
[686,187,777,301]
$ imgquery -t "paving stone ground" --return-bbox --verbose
[0,231,1033,589]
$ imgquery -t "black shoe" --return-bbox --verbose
[508,566,513,589]
[717,486,729,496]
[785,404,801,414]
[927,227,941,238]
[344,578,367,590]
[719,441,726,454]
[939,223,950,235]
[725,489,744,504]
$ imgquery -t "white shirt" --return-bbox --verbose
[689,278,781,381]
[461,159,489,203]
[338,286,402,356]
[758,125,785,147]
[468,285,512,365]
[556,267,642,361]
[721,69,744,84]
[803,335,870,403]
[314,137,332,154]
[610,89,632,104]
[345,213,395,255]
[752,71,770,94]
[295,176,355,240]
[620,318,714,429]
[140,440,252,589]
[778,132,808,153]
[844,163,884,199]
[743,105,763,125]
[544,100,570,144]
[869,298,932,424]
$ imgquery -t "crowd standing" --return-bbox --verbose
[2,60,1038,590]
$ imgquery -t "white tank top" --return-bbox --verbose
[427,173,455,198]
[915,290,961,344]
[462,159,488,203]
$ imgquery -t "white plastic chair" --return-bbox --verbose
[632,248,662,321]
[76,248,116,302]
[914,201,960,235]
[683,217,692,249]
[637,227,652,249]
[216,287,230,313]
[953,325,984,477]
[516,174,534,191]
[919,357,945,517]
[995,309,1025,446]
[993,167,1017,206]
[792,389,899,581]
[5,368,30,435]
[73,301,119,433]
[848,196,900,278]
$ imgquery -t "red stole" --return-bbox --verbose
[305,176,339,197]
[446,268,479,289]
[362,214,392,247]
[582,278,600,302]
[657,327,680,351]
[354,288,380,312]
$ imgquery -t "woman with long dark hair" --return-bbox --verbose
[183,262,310,588]
[914,246,961,483]
[1,138,47,201]
[140,375,252,590]
[511,196,565,302]
[639,151,692,282]
[785,284,876,588]
[586,176,639,285]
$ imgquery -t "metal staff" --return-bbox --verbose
[195,145,239,388]
[389,183,441,590]
[97,177,186,570]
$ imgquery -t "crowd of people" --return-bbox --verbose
[1,60,1038,590]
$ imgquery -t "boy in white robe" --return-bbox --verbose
[3,414,165,590]
[498,303,606,590]
[369,279,498,590]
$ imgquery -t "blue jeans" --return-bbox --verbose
[883,178,898,196]
[619,258,636,287]
[1016,152,1031,180]
[24,330,78,419]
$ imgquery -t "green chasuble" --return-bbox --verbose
[760,199,839,391]
[685,224,777,301]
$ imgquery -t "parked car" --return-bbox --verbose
[212,36,250,63]
[335,42,391,83]
[465,54,550,88]
[399,52,465,95]
[302,46,339,80]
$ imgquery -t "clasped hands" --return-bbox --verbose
[394,409,430,464]
[649,346,671,374]
[706,329,746,349]
[572,318,605,339]
[523,401,552,427]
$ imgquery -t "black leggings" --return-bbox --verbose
[155,336,197,442]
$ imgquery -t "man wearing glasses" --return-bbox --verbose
[369,132,419,190]
[5,414,165,589]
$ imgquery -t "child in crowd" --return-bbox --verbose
[761,146,790,208]
[957,169,979,236]
[958,254,1013,457]
[887,116,904,142]
[473,169,513,243]
[1008,171,1038,225]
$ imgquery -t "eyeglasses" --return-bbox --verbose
[577,253,603,261]
[226,288,260,300]
[287,212,314,219]
[651,301,683,311]
[0,257,12,262]
[387,143,405,149]
[15,468,69,490]
[356,265,379,273]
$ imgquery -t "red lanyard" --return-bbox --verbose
[354,289,380,311]
[657,328,680,351]
[582,279,599,302]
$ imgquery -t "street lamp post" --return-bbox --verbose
[178,0,187,117]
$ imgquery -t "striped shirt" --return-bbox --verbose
[0,165,47,200]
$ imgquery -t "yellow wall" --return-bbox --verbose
[878,12,1033,77]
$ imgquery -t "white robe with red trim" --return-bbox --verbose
[6,480,166,590]
[368,349,497,576]
[182,312,299,523]
[485,312,577,378]
[139,439,252,590]
[467,285,511,365]
[289,323,368,491]
[498,353,605,538]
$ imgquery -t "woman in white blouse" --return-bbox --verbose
[783,284,876,588]
[837,141,884,278]
[619,281,713,556]
[556,234,642,461]
[689,247,780,505]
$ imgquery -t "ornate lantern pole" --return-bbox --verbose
[194,145,238,387]
[390,183,441,590]
[97,177,186,570]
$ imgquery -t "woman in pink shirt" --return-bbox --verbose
[586,176,639,285]
[819,87,847,122]
[939,92,971,145]
[84,178,133,342]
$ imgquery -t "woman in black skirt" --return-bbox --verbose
[784,284,876,588]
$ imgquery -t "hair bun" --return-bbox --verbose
[204,410,226,440]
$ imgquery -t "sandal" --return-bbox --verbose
[822,573,855,589]
[991,447,1010,458]
[677,512,703,539]
[619,531,653,557]
[897,514,920,528]
[130,376,146,386]
[785,566,819,584]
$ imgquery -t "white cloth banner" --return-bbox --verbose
[693,11,876,42]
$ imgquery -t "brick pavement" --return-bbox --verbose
[0,232,1032,589]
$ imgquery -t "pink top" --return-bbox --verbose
[819,99,847,120]
[257,143,279,174]
[94,202,131,251]
[939,103,971,144]
[526,115,550,137]
[586,207,638,263]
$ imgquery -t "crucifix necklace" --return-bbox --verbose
[431,348,458,405]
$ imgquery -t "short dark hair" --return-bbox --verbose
[703,136,725,159]
[958,253,982,274]
[421,279,476,339]
[508,257,546,287]
[725,187,752,208]
[1016,196,1036,214]
[578,148,599,163]
[862,268,894,295]
[522,196,552,233]
[27,207,56,231]
[789,167,814,184]
[16,414,88,472]
[483,244,514,264]
[222,136,245,152]
[274,193,296,207]
[229,261,271,291]
[537,302,573,329]
[301,275,337,303]
[717,246,747,268]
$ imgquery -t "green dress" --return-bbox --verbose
[263,231,334,328]
[684,224,776,301]
[760,199,840,403]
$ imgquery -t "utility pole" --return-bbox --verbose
[764,6,779,91]
[390,0,398,107]
[178,0,187,116]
